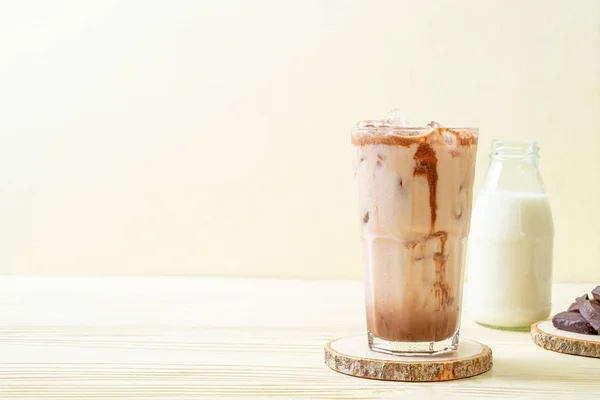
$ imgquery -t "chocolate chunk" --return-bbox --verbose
[363,212,369,223]
[566,292,599,313]
[575,294,589,311]
[580,300,600,331]
[552,311,597,335]
[567,302,580,312]
[592,286,600,302]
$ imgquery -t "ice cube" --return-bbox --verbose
[388,109,410,127]
[356,120,387,128]
[442,130,456,145]
[427,121,445,128]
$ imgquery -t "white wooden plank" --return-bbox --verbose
[0,278,599,399]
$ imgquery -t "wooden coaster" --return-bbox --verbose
[324,335,492,382]
[531,320,600,358]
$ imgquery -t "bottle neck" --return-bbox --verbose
[481,140,546,194]
[490,154,540,168]
[491,140,539,158]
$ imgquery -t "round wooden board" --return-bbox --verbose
[324,335,492,382]
[531,320,600,358]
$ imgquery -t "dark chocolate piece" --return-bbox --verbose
[552,311,597,335]
[592,286,600,302]
[575,294,589,311]
[580,300,600,331]
[568,296,599,312]
[567,302,580,312]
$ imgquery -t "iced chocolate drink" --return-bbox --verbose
[352,111,478,355]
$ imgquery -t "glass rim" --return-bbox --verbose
[352,126,479,136]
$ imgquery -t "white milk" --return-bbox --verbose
[467,191,554,328]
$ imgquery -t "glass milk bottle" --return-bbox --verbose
[467,140,554,330]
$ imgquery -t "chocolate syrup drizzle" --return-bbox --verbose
[413,142,438,231]
[413,142,453,309]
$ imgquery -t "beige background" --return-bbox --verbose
[0,0,598,280]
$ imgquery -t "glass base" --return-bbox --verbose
[475,321,530,331]
[367,330,459,356]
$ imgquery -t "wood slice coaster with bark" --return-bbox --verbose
[324,335,492,382]
[531,320,600,358]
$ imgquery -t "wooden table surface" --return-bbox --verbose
[0,277,598,399]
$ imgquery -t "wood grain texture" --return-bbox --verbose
[531,321,600,358]
[324,337,492,381]
[0,278,599,399]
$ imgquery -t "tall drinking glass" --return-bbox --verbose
[351,114,478,355]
